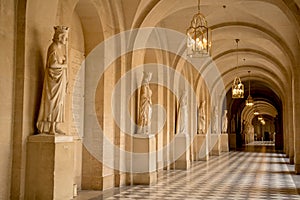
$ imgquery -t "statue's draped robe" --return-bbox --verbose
[212,108,218,134]
[176,101,187,135]
[138,83,152,127]
[37,43,67,133]
[222,112,228,133]
[197,104,205,134]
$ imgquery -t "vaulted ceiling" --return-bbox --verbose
[76,0,300,121]
[121,0,300,121]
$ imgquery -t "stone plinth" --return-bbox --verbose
[132,134,157,185]
[25,134,74,200]
[210,134,221,156]
[174,134,190,170]
[115,172,127,187]
[193,134,209,161]
[221,134,229,152]
[295,164,300,174]
[229,133,236,149]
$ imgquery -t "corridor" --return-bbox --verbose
[77,145,300,200]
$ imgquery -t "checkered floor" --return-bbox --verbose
[246,141,275,146]
[77,148,300,200]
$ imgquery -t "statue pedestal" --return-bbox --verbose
[229,133,236,149]
[193,134,209,161]
[174,134,190,170]
[210,134,221,156]
[132,134,157,185]
[25,134,74,200]
[221,133,229,152]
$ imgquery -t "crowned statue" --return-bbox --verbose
[36,26,69,135]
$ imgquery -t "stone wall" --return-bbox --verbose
[0,0,15,199]
[2,0,300,198]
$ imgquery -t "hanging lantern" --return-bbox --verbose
[232,77,244,98]
[246,71,254,106]
[246,96,254,106]
[186,0,212,57]
[232,39,244,98]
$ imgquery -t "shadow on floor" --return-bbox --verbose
[236,144,300,196]
[236,144,283,153]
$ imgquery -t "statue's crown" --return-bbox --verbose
[54,26,69,34]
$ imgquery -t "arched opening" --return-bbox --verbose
[226,80,283,150]
[5,0,300,199]
[72,0,106,191]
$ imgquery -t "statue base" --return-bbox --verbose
[295,164,300,174]
[193,134,209,161]
[25,134,74,200]
[132,172,157,185]
[132,134,157,185]
[229,133,236,149]
[221,133,229,152]
[210,134,221,156]
[173,134,190,170]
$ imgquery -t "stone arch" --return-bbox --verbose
[69,0,121,191]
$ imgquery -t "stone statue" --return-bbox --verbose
[176,90,188,135]
[231,115,236,133]
[36,26,69,135]
[197,101,206,134]
[242,120,249,135]
[211,106,218,134]
[221,110,228,133]
[138,71,152,134]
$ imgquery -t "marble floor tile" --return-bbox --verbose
[75,144,300,200]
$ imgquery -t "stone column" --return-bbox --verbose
[25,135,74,200]
[294,64,300,173]
[282,106,289,156]
[288,97,294,163]
[73,136,82,191]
